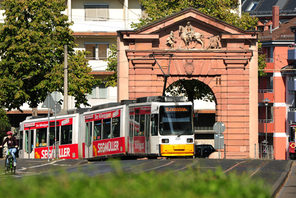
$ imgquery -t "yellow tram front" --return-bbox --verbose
[157,103,194,157]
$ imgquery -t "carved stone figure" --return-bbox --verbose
[179,22,204,49]
[207,35,221,49]
[166,31,176,48]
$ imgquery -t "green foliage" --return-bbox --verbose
[166,79,215,102]
[258,41,267,77]
[0,0,94,110]
[45,51,98,108]
[104,44,118,87]
[0,168,270,198]
[132,0,258,30]
[0,108,10,132]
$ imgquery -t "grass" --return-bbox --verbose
[0,161,270,198]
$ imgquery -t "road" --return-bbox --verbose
[0,158,293,197]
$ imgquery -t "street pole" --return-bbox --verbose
[263,98,270,159]
[47,92,50,161]
[64,45,68,112]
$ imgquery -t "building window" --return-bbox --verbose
[85,4,109,21]
[85,43,108,60]
[88,85,108,99]
[246,1,259,11]
[99,84,108,99]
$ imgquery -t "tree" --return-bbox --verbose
[0,0,96,112]
[104,44,117,87]
[166,79,215,102]
[45,51,98,108]
[132,0,258,30]
[0,108,11,142]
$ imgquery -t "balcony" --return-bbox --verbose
[288,47,296,61]
[265,58,274,73]
[288,78,296,91]
[258,89,274,103]
[258,119,274,133]
[288,107,296,122]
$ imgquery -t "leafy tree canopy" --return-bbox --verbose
[166,79,215,102]
[104,44,117,87]
[0,108,10,132]
[132,0,258,30]
[0,0,96,110]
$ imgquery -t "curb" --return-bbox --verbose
[271,160,294,197]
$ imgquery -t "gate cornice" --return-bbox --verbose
[126,50,253,61]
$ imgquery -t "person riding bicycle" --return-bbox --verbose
[0,131,18,166]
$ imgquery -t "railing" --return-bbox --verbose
[258,119,273,123]
[289,107,296,112]
[265,58,274,63]
[258,89,273,93]
[259,144,274,159]
[194,126,214,131]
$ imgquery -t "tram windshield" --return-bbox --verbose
[159,105,192,136]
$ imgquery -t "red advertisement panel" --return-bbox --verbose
[289,142,296,153]
[24,118,73,130]
[129,106,151,115]
[85,109,121,122]
[92,137,125,157]
[133,136,145,153]
[34,144,79,159]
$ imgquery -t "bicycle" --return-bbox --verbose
[4,149,16,174]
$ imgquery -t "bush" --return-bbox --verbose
[1,166,270,198]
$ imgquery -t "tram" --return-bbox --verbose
[19,113,84,159]
[18,96,195,159]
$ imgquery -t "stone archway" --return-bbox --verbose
[117,8,258,159]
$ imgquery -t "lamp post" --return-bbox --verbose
[263,98,270,158]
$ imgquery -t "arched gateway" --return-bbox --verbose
[117,8,258,159]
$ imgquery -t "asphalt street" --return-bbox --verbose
[0,158,294,197]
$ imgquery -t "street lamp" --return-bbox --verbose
[263,98,270,158]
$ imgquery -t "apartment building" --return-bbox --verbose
[1,0,142,127]
[243,0,296,159]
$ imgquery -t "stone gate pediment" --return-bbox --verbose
[122,8,255,51]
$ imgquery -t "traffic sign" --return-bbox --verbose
[213,122,225,134]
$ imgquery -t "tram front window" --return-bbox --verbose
[159,106,192,136]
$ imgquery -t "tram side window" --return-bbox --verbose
[19,132,23,150]
[103,119,111,139]
[112,117,120,138]
[36,128,47,147]
[139,115,145,136]
[25,131,32,153]
[151,114,158,136]
[61,125,72,145]
[94,120,102,140]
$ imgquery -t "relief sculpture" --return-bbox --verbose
[166,31,176,49]
[207,35,221,49]
[179,22,204,49]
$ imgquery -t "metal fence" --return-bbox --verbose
[259,144,274,159]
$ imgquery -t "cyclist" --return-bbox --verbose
[0,131,18,166]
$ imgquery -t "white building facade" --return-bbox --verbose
[1,0,142,116]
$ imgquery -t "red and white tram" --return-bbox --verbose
[19,113,83,159]
[19,96,195,160]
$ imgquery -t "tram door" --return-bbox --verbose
[145,114,150,154]
[150,114,159,154]
[85,122,93,158]
[24,130,34,159]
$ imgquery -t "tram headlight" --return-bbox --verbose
[162,139,169,143]
[187,138,193,143]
